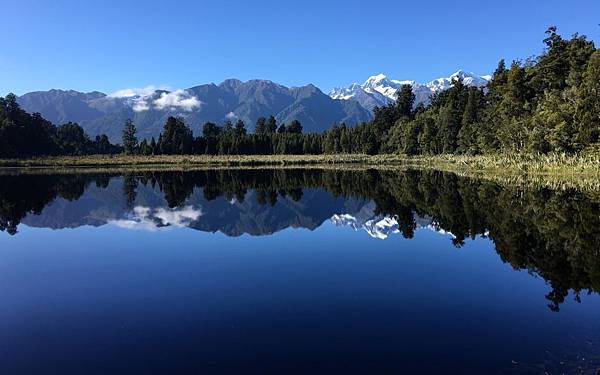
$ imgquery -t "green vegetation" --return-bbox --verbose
[0,94,120,157]
[374,27,600,156]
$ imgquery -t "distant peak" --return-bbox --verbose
[331,69,491,108]
[364,73,388,83]
[450,70,475,77]
[219,78,242,86]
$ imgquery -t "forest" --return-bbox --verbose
[1,27,598,158]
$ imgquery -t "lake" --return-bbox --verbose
[0,169,599,374]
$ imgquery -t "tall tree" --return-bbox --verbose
[575,50,600,147]
[150,137,157,155]
[202,122,221,155]
[266,115,278,133]
[122,119,138,155]
[55,122,91,156]
[234,119,247,136]
[286,119,303,134]
[159,116,193,154]
[396,84,415,120]
[255,116,266,134]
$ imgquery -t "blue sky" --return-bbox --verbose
[2,0,599,95]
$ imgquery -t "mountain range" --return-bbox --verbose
[15,71,490,142]
[16,80,371,141]
[329,70,491,110]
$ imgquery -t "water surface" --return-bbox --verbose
[0,169,599,374]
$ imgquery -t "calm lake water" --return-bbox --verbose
[0,169,599,374]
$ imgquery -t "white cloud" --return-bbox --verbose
[154,206,202,227]
[154,90,201,111]
[108,86,201,112]
[108,205,202,231]
[132,99,151,112]
[109,218,160,231]
[109,85,164,98]
[225,111,237,120]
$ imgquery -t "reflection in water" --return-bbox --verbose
[109,205,203,231]
[1,168,600,312]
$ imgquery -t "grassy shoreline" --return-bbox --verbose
[1,153,599,192]
[0,152,598,172]
[0,154,398,168]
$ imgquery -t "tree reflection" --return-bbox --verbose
[0,168,599,311]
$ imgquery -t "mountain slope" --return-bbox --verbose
[17,80,372,141]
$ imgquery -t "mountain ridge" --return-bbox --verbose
[14,71,490,142]
[329,70,490,110]
[16,79,372,141]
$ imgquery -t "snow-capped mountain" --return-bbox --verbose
[330,201,455,240]
[330,70,491,111]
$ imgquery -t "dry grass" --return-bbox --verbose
[0,154,402,168]
[1,152,599,193]
[2,152,598,171]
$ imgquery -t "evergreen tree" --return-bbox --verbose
[255,116,267,134]
[55,122,91,155]
[575,50,600,146]
[396,84,415,120]
[159,116,193,154]
[286,119,303,134]
[202,122,221,154]
[266,115,278,133]
[417,114,439,154]
[438,77,467,153]
[457,87,484,154]
[122,119,138,155]
[0,94,57,157]
[234,119,247,136]
[139,139,151,155]
[92,134,116,154]
[222,120,234,134]
[150,137,157,155]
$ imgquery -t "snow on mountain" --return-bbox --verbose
[330,202,455,240]
[426,70,490,92]
[330,70,490,111]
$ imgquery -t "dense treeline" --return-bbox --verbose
[0,94,120,157]
[132,115,316,155]
[376,27,600,155]
[2,27,598,158]
[1,169,599,310]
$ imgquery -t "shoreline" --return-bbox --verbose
[0,153,598,173]
[1,153,599,193]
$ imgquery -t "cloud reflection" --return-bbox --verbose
[109,205,202,231]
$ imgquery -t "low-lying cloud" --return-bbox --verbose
[154,90,201,111]
[109,86,201,112]
[109,85,164,98]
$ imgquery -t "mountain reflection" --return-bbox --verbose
[1,168,599,311]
